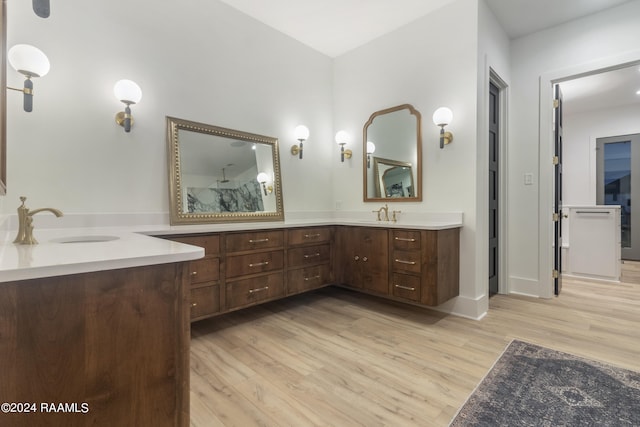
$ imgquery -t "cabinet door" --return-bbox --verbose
[359,227,389,294]
[334,227,361,288]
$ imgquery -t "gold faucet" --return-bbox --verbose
[372,203,389,222]
[13,196,63,245]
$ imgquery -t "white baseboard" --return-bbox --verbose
[509,276,541,298]
[431,293,488,320]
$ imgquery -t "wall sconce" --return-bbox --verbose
[32,0,51,18]
[291,125,309,159]
[366,141,376,168]
[257,172,273,195]
[335,130,352,162]
[114,79,142,133]
[432,107,454,149]
[7,44,50,112]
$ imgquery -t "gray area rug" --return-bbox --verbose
[450,340,640,426]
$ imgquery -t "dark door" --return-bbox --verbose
[596,134,640,261]
[489,82,499,295]
[553,85,564,295]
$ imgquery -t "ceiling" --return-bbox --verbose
[218,0,634,57]
[217,0,640,112]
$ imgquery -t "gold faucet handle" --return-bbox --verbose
[392,210,402,222]
[19,196,27,206]
[372,209,381,221]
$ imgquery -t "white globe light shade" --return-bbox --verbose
[114,79,142,104]
[367,141,376,154]
[8,44,50,78]
[256,172,269,183]
[335,130,351,145]
[432,107,453,126]
[294,125,310,141]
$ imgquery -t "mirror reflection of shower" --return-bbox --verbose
[217,164,234,187]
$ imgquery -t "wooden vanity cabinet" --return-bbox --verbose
[161,224,458,321]
[0,263,190,427]
[224,230,285,311]
[286,227,333,295]
[335,226,459,307]
[169,234,221,321]
[335,226,389,295]
[390,228,460,306]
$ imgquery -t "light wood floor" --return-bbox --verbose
[190,265,640,427]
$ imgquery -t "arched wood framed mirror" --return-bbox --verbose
[363,104,422,202]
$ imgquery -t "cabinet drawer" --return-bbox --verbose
[392,250,421,274]
[392,230,421,251]
[287,264,331,294]
[190,285,221,319]
[288,244,331,268]
[226,250,284,278]
[288,227,332,246]
[226,230,284,253]
[226,273,285,309]
[171,234,220,255]
[391,273,421,302]
[189,257,220,284]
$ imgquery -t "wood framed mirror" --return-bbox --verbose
[363,104,422,202]
[167,116,284,224]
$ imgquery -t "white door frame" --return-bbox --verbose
[538,50,640,298]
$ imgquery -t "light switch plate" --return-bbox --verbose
[524,173,533,185]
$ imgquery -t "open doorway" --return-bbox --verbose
[545,62,640,292]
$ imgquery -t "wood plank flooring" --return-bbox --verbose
[190,266,640,426]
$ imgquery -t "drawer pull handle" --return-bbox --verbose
[575,211,610,215]
[394,284,416,291]
[190,271,198,276]
[362,256,368,262]
[304,233,321,239]
[354,255,360,261]
[249,238,270,243]
[249,286,269,294]
[304,252,321,259]
[304,275,321,281]
[395,237,416,242]
[249,261,270,267]
[191,302,198,307]
[395,259,416,265]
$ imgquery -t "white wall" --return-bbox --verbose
[333,0,489,317]
[563,104,640,206]
[509,0,640,297]
[3,0,334,215]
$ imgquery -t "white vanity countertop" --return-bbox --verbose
[148,217,463,235]
[0,215,462,283]
[0,227,204,283]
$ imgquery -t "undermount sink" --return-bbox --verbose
[50,235,120,244]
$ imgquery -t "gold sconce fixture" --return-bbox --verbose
[366,141,376,168]
[7,44,50,112]
[114,79,142,133]
[291,125,309,159]
[257,172,273,196]
[432,107,453,149]
[335,130,352,162]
